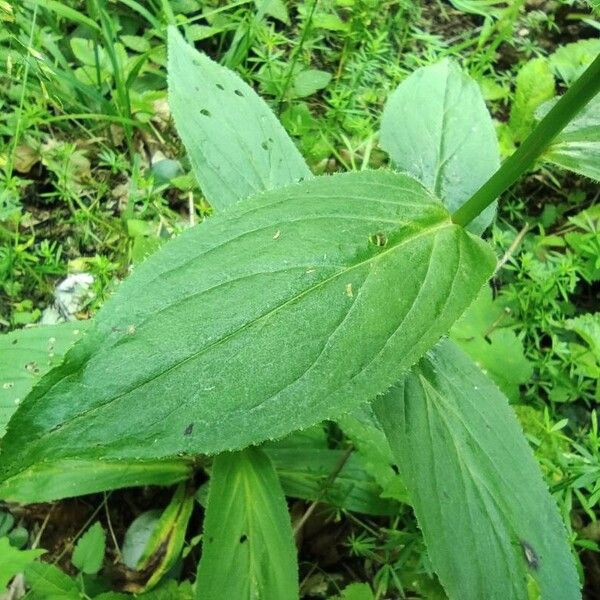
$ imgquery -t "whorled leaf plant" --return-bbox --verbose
[1,26,599,600]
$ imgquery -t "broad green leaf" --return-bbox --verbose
[565,312,600,361]
[255,0,290,24]
[450,285,532,401]
[167,27,311,210]
[0,458,193,504]
[122,510,162,569]
[374,339,580,600]
[380,59,500,234]
[0,171,495,488]
[23,561,80,599]
[266,445,399,516]
[0,322,89,436]
[338,406,409,503]
[72,522,106,575]
[290,69,332,99]
[0,537,45,589]
[539,95,600,181]
[549,39,600,84]
[336,582,375,600]
[196,447,297,600]
[509,58,555,143]
[95,581,194,600]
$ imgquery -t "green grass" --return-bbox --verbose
[1,0,599,596]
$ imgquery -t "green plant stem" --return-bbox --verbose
[452,52,600,228]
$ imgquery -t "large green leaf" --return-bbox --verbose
[195,447,298,600]
[380,59,500,234]
[539,94,600,181]
[0,322,89,436]
[0,170,494,488]
[374,339,580,600]
[167,27,311,210]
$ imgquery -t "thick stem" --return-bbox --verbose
[452,52,600,228]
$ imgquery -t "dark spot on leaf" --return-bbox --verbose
[239,534,248,543]
[184,423,194,436]
[216,83,224,90]
[234,89,243,97]
[208,536,214,543]
[390,464,400,475]
[12,339,17,345]
[369,233,388,247]
[520,540,539,570]
[200,108,211,117]
[261,141,269,150]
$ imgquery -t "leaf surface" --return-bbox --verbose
[23,561,80,599]
[0,537,45,589]
[539,95,600,181]
[266,445,398,516]
[72,521,106,575]
[0,458,193,504]
[380,59,500,234]
[0,322,88,436]
[374,339,580,600]
[450,286,532,401]
[195,447,297,600]
[0,170,494,485]
[167,27,311,210]
[338,406,408,503]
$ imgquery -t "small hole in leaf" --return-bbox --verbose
[216,83,224,90]
[200,109,211,117]
[239,534,248,543]
[234,89,243,97]
[184,423,194,436]
[390,464,400,475]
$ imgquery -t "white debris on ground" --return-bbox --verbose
[40,273,95,325]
